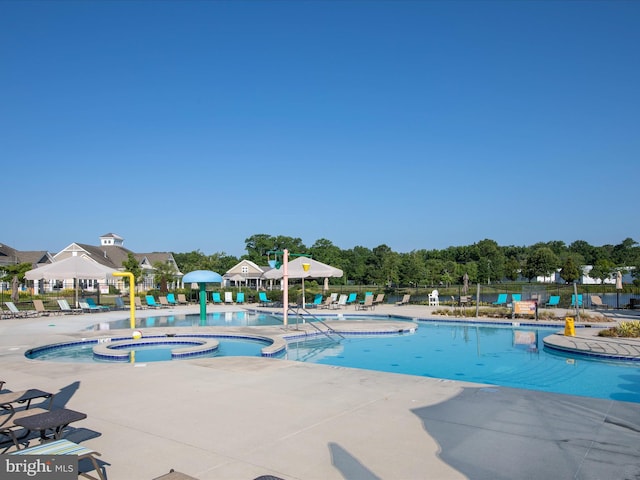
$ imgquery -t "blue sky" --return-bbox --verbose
[2,1,638,257]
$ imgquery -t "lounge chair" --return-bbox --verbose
[372,293,385,306]
[358,292,373,306]
[307,294,323,308]
[57,299,82,314]
[224,292,234,304]
[319,296,334,309]
[86,298,109,311]
[395,294,411,306]
[114,296,127,310]
[3,302,36,318]
[428,290,439,306]
[356,294,374,311]
[134,297,147,309]
[158,296,172,307]
[145,295,165,309]
[33,299,57,316]
[571,294,583,308]
[177,293,189,304]
[492,293,508,306]
[79,300,102,313]
[545,295,560,308]
[345,293,357,307]
[166,293,178,305]
[211,292,222,304]
[236,292,245,304]
[258,292,275,307]
[590,295,609,309]
[10,439,106,480]
[332,294,348,309]
[511,294,522,303]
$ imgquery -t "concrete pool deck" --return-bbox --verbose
[0,302,639,479]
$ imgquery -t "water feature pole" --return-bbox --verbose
[113,271,136,329]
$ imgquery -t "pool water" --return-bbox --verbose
[93,311,282,330]
[287,322,640,403]
[27,337,268,363]
[34,312,640,402]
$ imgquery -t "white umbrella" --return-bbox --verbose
[263,257,343,280]
[25,256,119,306]
[264,257,343,307]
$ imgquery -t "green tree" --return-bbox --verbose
[504,256,520,281]
[559,256,581,284]
[569,240,597,265]
[121,253,143,289]
[172,250,208,273]
[0,263,32,283]
[589,259,615,284]
[399,251,426,287]
[244,234,307,264]
[153,261,178,293]
[522,247,559,281]
[612,238,639,265]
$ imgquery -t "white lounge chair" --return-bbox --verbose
[3,302,36,318]
[57,299,82,314]
[332,294,348,309]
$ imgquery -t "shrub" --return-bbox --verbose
[617,320,640,338]
[598,320,640,338]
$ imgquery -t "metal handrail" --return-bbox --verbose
[288,307,345,341]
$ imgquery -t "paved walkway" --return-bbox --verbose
[0,303,639,480]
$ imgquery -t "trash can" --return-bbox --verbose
[564,317,575,336]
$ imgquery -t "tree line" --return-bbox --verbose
[172,235,640,287]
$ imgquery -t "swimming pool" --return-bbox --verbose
[26,335,273,363]
[34,312,640,402]
[91,311,283,330]
[287,321,640,403]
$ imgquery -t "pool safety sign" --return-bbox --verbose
[513,301,536,316]
[0,456,76,479]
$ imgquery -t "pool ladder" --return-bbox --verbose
[288,306,345,342]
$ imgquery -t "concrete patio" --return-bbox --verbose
[0,302,638,479]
